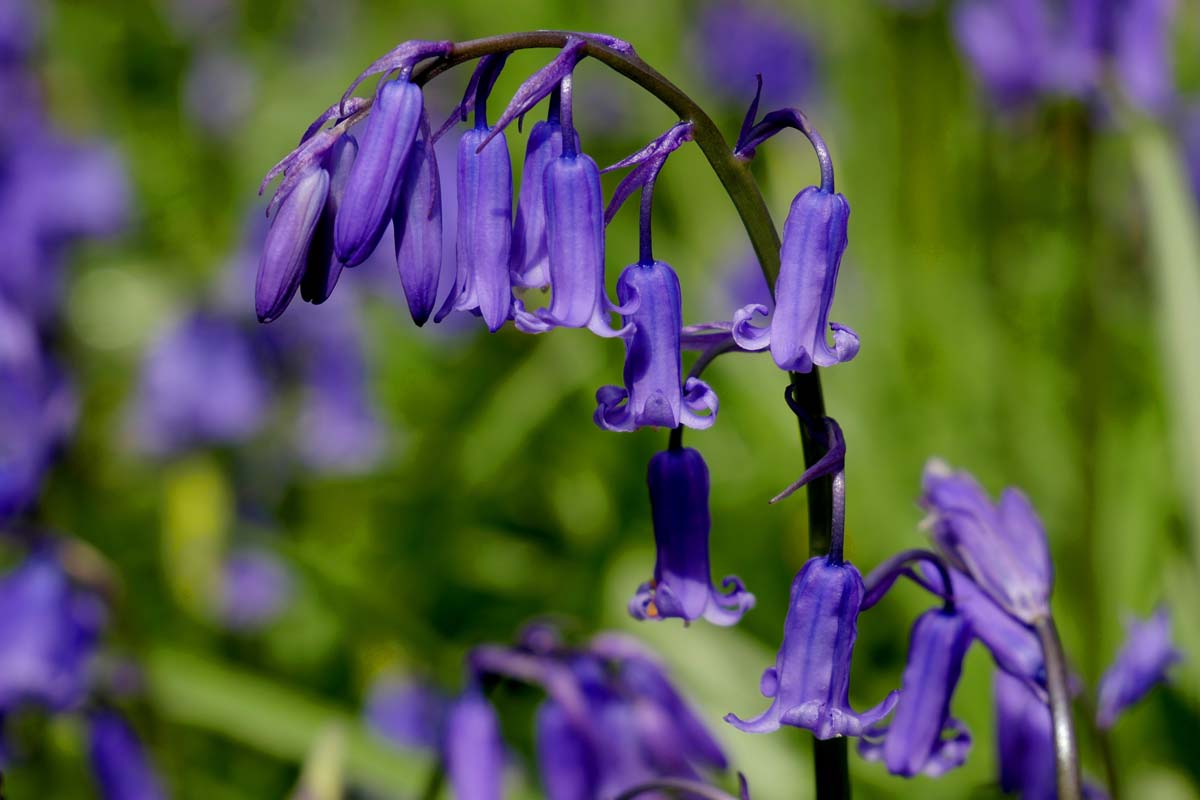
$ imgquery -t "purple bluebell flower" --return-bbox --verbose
[995,667,1058,799]
[0,0,40,63]
[512,149,627,336]
[859,608,972,777]
[392,134,442,326]
[300,133,357,306]
[725,556,898,737]
[920,459,1052,625]
[0,547,105,713]
[1095,607,1181,729]
[629,446,754,626]
[256,160,330,322]
[86,710,167,800]
[437,125,513,332]
[333,77,424,267]
[128,313,270,456]
[693,1,815,108]
[536,699,598,799]
[444,689,505,800]
[365,676,447,751]
[0,304,76,519]
[510,117,565,290]
[595,261,718,432]
[731,185,858,372]
[216,547,293,631]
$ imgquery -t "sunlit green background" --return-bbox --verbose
[14,0,1200,797]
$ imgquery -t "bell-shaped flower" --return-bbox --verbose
[594,260,718,432]
[512,152,627,337]
[300,133,357,305]
[87,710,167,800]
[256,160,330,322]
[859,608,973,777]
[444,689,505,800]
[731,185,858,372]
[392,135,442,326]
[1096,607,1181,729]
[725,556,898,738]
[0,547,106,714]
[995,667,1058,799]
[536,698,599,800]
[510,118,564,290]
[628,446,754,626]
[333,77,424,267]
[920,459,1052,624]
[365,675,448,752]
[437,125,513,332]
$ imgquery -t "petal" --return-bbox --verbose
[256,164,330,322]
[393,135,443,326]
[730,303,771,351]
[680,377,719,431]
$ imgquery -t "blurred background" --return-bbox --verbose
[3,0,1200,797]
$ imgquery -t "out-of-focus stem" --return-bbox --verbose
[1034,616,1083,800]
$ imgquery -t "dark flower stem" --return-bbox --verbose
[1034,615,1083,800]
[414,32,844,798]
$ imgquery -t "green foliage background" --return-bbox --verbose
[10,0,1200,797]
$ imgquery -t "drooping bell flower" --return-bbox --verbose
[628,447,754,626]
[333,76,423,267]
[86,710,167,800]
[392,133,442,326]
[510,117,564,290]
[1108,0,1176,117]
[536,699,599,800]
[920,459,1053,625]
[994,667,1057,799]
[1095,607,1181,729]
[0,547,106,714]
[594,260,718,432]
[859,608,973,777]
[444,689,505,800]
[730,185,858,372]
[730,98,858,373]
[725,556,898,738]
[300,133,357,305]
[255,160,330,322]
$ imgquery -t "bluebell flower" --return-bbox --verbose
[128,313,270,456]
[725,556,898,738]
[920,459,1053,625]
[594,260,718,432]
[0,547,106,714]
[731,183,858,373]
[859,608,972,777]
[216,547,293,631]
[300,133,357,306]
[995,667,1058,800]
[510,115,567,290]
[256,160,330,322]
[1106,0,1176,116]
[334,76,424,267]
[365,676,447,751]
[629,446,754,626]
[392,134,442,326]
[693,1,815,108]
[1095,607,1181,729]
[444,689,505,800]
[86,710,167,800]
[536,698,597,800]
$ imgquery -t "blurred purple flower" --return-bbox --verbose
[693,1,815,108]
[87,710,167,800]
[995,667,1058,800]
[365,676,447,751]
[1095,607,1181,729]
[128,313,271,456]
[445,689,505,800]
[216,547,294,631]
[0,546,106,714]
[920,459,1053,625]
[0,0,40,63]
[1105,0,1177,116]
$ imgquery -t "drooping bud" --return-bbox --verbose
[594,260,717,432]
[392,136,442,326]
[1096,607,1181,730]
[301,134,357,305]
[510,119,564,290]
[255,162,329,322]
[87,710,167,800]
[629,447,754,626]
[334,77,423,267]
[859,608,973,777]
[725,556,898,738]
[445,690,505,800]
